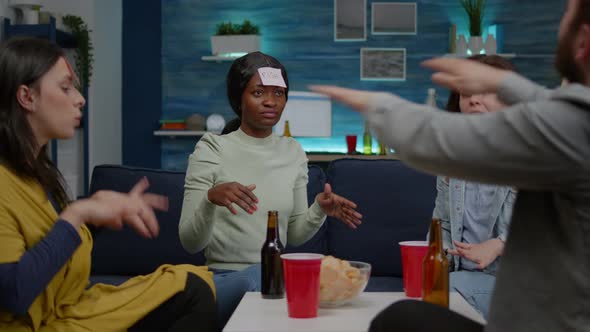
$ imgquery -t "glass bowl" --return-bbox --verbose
[319,260,371,307]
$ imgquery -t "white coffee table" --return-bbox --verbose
[224,292,485,332]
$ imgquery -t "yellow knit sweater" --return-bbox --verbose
[0,164,214,331]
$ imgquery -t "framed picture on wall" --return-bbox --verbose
[334,0,366,41]
[371,2,417,35]
[360,48,406,81]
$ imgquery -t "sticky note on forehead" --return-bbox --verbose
[257,67,287,88]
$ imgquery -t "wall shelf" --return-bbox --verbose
[201,55,241,62]
[444,53,516,58]
[2,17,77,48]
[154,130,207,137]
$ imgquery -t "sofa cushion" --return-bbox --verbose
[285,164,328,254]
[89,165,206,276]
[89,164,328,276]
[365,276,404,292]
[325,159,436,277]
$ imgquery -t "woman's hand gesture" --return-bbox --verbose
[60,177,169,238]
[316,183,363,229]
[207,182,258,215]
[447,239,504,270]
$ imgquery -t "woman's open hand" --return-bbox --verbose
[447,238,504,270]
[316,183,363,229]
[60,177,169,238]
[207,182,258,215]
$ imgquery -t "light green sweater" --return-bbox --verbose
[179,128,326,270]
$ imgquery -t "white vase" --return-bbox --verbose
[484,35,497,55]
[456,35,468,56]
[8,0,42,24]
[210,35,261,56]
[9,0,42,5]
[23,9,38,24]
[468,36,483,55]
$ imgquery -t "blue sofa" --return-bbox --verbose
[88,159,436,291]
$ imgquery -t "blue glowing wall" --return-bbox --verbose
[160,0,562,170]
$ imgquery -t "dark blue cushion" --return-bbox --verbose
[89,164,328,276]
[89,165,206,276]
[325,159,436,277]
[366,276,404,292]
[285,164,328,254]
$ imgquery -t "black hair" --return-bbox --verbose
[221,118,242,135]
[572,0,590,29]
[0,37,69,208]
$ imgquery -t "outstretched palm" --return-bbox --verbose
[316,183,363,229]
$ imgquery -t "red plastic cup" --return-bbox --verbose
[346,135,357,154]
[399,241,429,298]
[281,253,324,318]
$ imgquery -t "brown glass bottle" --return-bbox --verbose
[282,120,292,137]
[261,211,285,299]
[422,218,449,307]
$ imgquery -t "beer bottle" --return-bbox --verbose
[363,121,372,155]
[422,218,449,307]
[378,140,387,156]
[282,120,292,137]
[261,211,285,299]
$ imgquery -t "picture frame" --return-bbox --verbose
[360,48,406,81]
[371,2,417,35]
[274,91,332,137]
[334,0,367,41]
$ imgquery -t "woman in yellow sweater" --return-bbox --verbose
[0,37,218,331]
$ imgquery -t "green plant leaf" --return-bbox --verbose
[214,19,260,35]
[62,15,93,87]
[460,0,485,36]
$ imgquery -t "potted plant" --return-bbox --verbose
[460,0,485,54]
[62,14,94,88]
[210,19,261,57]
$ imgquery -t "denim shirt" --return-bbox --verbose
[432,176,516,275]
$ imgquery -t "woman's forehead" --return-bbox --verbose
[245,72,286,89]
[44,57,76,81]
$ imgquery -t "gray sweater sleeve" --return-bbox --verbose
[497,73,553,105]
[366,76,590,191]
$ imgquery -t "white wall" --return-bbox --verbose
[0,0,16,37]
[0,2,5,37]
[44,0,95,198]
[0,0,15,21]
[39,0,94,27]
[90,0,122,177]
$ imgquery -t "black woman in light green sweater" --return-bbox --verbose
[179,52,362,289]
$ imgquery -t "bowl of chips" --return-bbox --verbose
[319,256,371,307]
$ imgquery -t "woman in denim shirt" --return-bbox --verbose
[432,55,517,319]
